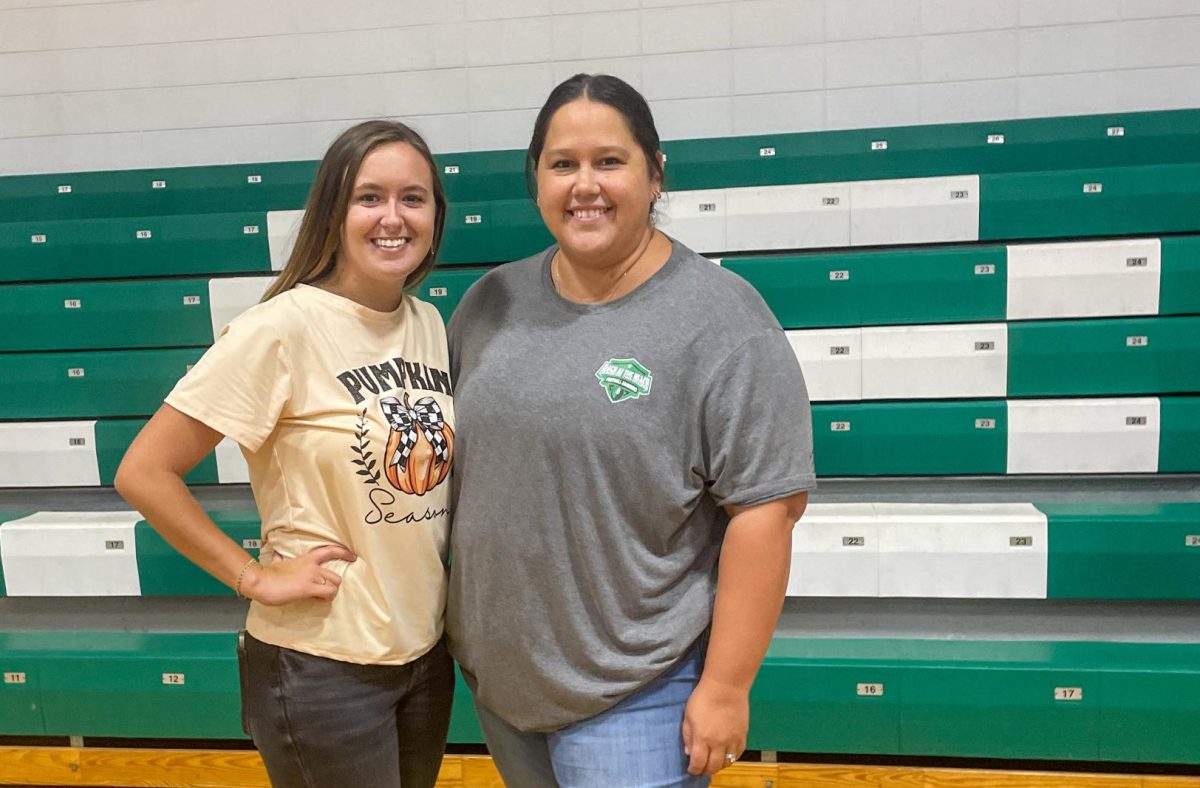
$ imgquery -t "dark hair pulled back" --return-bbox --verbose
[525,73,664,200]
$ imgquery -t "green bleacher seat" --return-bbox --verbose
[1043,503,1200,600]
[434,149,527,204]
[980,163,1200,241]
[661,109,1200,192]
[729,235,1200,330]
[6,630,243,738]
[1008,316,1200,398]
[754,638,1200,763]
[0,212,271,283]
[813,396,1200,476]
[4,503,1195,601]
[0,279,216,352]
[0,348,201,419]
[0,161,316,223]
[438,199,553,266]
[412,266,493,324]
[3,109,1197,226]
[134,513,261,596]
[1160,235,1200,316]
[723,245,1008,329]
[0,419,222,488]
[813,400,1008,476]
[93,418,221,486]
[1159,396,1200,473]
[4,628,1197,763]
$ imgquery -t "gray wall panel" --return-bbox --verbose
[920,0,1019,34]
[731,0,823,48]
[920,30,1019,82]
[551,10,642,60]
[641,3,731,54]
[4,0,1200,173]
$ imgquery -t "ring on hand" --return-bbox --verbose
[724,753,737,764]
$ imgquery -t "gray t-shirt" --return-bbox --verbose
[446,239,816,732]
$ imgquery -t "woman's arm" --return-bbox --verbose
[115,404,354,604]
[682,490,809,776]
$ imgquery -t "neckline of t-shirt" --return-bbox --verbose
[295,283,408,323]
[540,236,683,315]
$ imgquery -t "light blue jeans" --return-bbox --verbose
[471,644,710,788]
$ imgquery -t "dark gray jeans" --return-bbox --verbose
[241,632,454,788]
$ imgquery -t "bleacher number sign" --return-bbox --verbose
[857,683,884,697]
[183,296,202,306]
[1127,416,1148,426]
[247,175,262,184]
[842,536,866,547]
[1083,183,1103,194]
[31,234,47,244]
[1185,535,1200,547]
[428,287,448,298]
[870,140,887,151]
[136,230,152,239]
[975,264,995,275]
[58,184,73,193]
[242,539,263,549]
[1054,687,1083,702]
[3,672,26,685]
[1010,536,1033,547]
[829,270,850,281]
[759,147,776,157]
[1107,126,1125,137]
[830,421,851,432]
[1126,257,1148,268]
[67,368,85,378]
[443,165,460,174]
[152,180,167,189]
[162,673,186,686]
[64,299,81,309]
[987,134,1005,144]
[465,215,482,225]
[1126,336,1148,347]
[975,418,996,430]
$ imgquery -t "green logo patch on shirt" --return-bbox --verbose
[595,358,653,403]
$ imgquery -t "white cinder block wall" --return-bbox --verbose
[1,0,1199,175]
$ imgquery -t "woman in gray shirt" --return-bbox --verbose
[447,73,815,787]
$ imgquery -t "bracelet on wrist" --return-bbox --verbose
[234,557,260,600]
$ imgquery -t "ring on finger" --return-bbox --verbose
[724,753,737,764]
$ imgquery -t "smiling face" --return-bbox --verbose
[536,99,662,270]
[333,141,436,304]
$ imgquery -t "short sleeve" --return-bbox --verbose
[701,330,816,508]
[164,311,292,452]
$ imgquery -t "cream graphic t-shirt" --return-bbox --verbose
[167,284,454,665]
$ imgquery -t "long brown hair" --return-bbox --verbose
[263,120,447,302]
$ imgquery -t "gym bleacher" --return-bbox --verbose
[2,107,1198,786]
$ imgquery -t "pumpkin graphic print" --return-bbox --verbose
[380,392,454,495]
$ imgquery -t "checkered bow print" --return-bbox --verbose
[380,395,450,471]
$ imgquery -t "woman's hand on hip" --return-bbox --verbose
[681,676,748,776]
[240,544,357,605]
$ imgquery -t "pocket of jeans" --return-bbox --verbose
[236,630,251,736]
